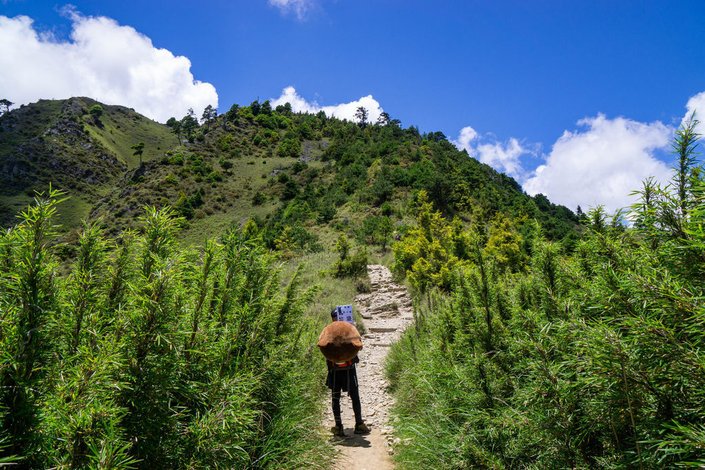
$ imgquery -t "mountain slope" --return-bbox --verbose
[0,97,173,227]
[0,98,578,247]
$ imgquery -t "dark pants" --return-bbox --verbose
[328,366,363,425]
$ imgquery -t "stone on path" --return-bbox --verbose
[323,264,414,470]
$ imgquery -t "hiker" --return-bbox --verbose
[326,307,371,437]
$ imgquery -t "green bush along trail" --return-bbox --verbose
[386,118,705,468]
[0,190,330,468]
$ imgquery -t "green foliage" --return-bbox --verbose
[336,233,350,261]
[201,104,217,125]
[274,223,322,257]
[358,215,393,249]
[89,104,104,125]
[131,141,145,166]
[392,191,468,293]
[252,191,266,206]
[277,137,302,158]
[0,98,13,116]
[186,153,213,176]
[163,152,185,165]
[180,109,199,142]
[166,117,182,143]
[387,129,705,468]
[673,113,700,217]
[174,188,204,219]
[225,103,239,122]
[0,193,330,468]
[281,178,299,201]
[333,234,368,278]
[484,213,526,272]
[354,106,368,128]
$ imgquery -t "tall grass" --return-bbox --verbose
[0,188,332,468]
[387,121,705,468]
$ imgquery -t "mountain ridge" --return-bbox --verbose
[0,97,578,248]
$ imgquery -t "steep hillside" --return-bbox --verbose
[0,98,578,249]
[0,97,173,227]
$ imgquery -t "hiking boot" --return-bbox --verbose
[331,424,345,437]
[354,422,371,435]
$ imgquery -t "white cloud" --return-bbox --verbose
[271,86,385,123]
[269,0,314,19]
[0,13,217,122]
[476,139,528,181]
[452,126,532,181]
[684,91,705,136]
[523,114,672,213]
[455,126,478,151]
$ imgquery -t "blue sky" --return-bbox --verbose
[2,0,705,212]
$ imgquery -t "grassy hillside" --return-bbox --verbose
[81,101,175,169]
[0,98,579,325]
[0,98,577,250]
[0,97,174,225]
[0,95,580,347]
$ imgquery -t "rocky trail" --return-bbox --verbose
[324,264,414,470]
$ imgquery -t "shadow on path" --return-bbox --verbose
[332,433,372,448]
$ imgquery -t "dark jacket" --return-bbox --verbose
[326,356,359,392]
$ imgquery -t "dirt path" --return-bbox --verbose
[324,264,414,470]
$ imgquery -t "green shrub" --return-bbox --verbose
[252,191,266,206]
[277,138,301,158]
[334,249,367,278]
[0,193,331,468]
[219,157,233,170]
[333,234,367,278]
[207,170,223,183]
[387,120,705,468]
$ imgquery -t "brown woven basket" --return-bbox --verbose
[317,321,363,362]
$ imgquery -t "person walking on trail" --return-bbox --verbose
[326,307,371,437]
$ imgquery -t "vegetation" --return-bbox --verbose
[0,96,174,224]
[131,141,145,167]
[387,118,705,468]
[0,95,587,468]
[0,189,330,468]
[89,104,104,126]
[0,99,13,116]
[333,233,368,278]
[0,97,576,249]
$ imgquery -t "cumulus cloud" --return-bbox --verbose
[0,13,217,122]
[455,126,478,151]
[271,86,385,123]
[452,126,532,181]
[523,115,672,213]
[476,138,529,181]
[268,0,314,19]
